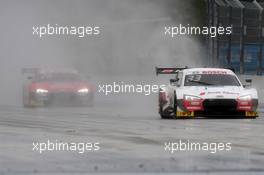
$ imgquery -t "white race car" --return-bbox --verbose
[156,67,258,119]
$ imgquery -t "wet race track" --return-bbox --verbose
[0,95,264,175]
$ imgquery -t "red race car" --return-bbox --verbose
[22,68,94,107]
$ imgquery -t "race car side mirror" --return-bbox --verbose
[243,79,252,88]
[170,78,179,84]
[245,79,252,83]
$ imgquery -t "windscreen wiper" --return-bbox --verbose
[188,80,215,86]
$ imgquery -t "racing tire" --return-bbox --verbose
[160,115,172,119]
[160,112,172,119]
[159,91,177,119]
[159,101,173,119]
[22,93,32,108]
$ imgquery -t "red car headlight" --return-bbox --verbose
[78,88,89,93]
[36,88,48,94]
[237,95,252,111]
[183,95,204,111]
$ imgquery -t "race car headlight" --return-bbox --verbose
[78,88,89,93]
[237,95,252,111]
[183,95,204,111]
[184,95,202,101]
[36,88,48,94]
[238,95,251,101]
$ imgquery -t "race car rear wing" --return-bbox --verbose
[21,68,40,80]
[225,67,235,73]
[155,67,188,76]
[21,68,39,75]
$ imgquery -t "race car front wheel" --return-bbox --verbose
[159,105,173,119]
[159,91,177,119]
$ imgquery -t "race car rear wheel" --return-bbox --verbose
[22,90,31,108]
[160,112,172,119]
[159,98,172,119]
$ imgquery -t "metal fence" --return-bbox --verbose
[207,0,264,74]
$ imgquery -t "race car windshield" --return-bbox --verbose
[35,73,83,82]
[184,74,241,86]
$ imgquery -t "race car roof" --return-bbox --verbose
[38,69,79,75]
[182,68,235,75]
[22,68,79,75]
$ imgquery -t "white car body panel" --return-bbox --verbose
[158,67,258,118]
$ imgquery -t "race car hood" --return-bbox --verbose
[29,81,92,92]
[179,86,252,99]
